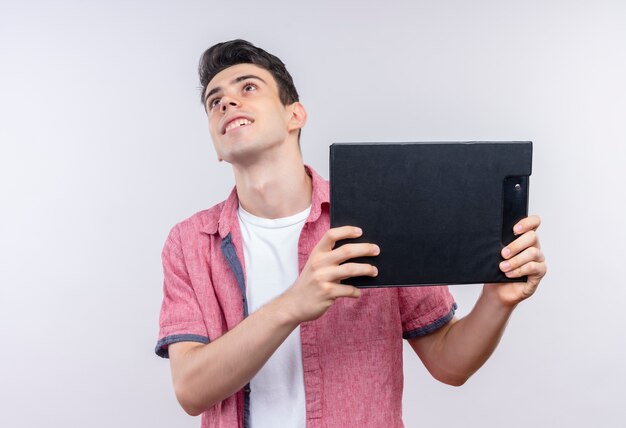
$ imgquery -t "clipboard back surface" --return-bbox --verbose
[330,141,532,287]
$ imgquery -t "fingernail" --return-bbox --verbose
[373,245,380,255]
[502,248,511,258]
[500,261,510,271]
[373,266,378,276]
[514,224,523,234]
[355,227,362,234]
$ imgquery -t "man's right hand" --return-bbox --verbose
[168,226,379,415]
[280,226,380,323]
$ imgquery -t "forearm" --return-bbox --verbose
[171,294,299,415]
[418,288,516,386]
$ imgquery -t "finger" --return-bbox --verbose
[332,262,379,281]
[500,247,545,273]
[502,230,539,259]
[316,226,363,252]
[503,260,547,279]
[326,242,380,265]
[513,215,541,235]
[327,283,362,299]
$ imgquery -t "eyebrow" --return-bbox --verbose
[204,74,268,104]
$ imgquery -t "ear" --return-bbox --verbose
[287,102,307,133]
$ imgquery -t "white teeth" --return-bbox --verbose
[225,118,252,133]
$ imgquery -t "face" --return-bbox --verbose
[204,63,303,164]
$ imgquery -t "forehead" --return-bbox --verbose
[205,63,278,97]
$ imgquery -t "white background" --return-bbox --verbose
[1,1,625,427]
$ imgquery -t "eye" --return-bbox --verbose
[208,97,221,109]
[243,82,257,92]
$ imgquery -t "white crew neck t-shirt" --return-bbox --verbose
[238,204,311,428]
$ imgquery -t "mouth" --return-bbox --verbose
[222,116,254,135]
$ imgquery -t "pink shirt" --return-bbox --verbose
[156,166,456,428]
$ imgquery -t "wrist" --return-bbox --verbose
[481,284,519,312]
[267,289,303,329]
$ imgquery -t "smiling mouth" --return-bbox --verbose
[223,118,253,134]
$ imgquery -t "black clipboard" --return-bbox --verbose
[329,141,532,287]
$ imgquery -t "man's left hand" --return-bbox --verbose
[484,215,547,307]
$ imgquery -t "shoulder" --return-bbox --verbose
[165,200,226,247]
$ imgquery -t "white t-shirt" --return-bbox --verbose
[238,204,311,428]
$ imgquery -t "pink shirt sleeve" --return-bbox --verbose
[398,285,457,339]
[155,226,210,358]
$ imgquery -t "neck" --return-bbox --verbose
[232,148,312,219]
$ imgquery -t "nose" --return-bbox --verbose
[220,95,239,112]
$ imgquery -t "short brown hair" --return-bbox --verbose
[198,39,300,107]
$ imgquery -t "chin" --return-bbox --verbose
[220,148,264,167]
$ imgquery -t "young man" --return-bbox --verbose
[155,39,547,428]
